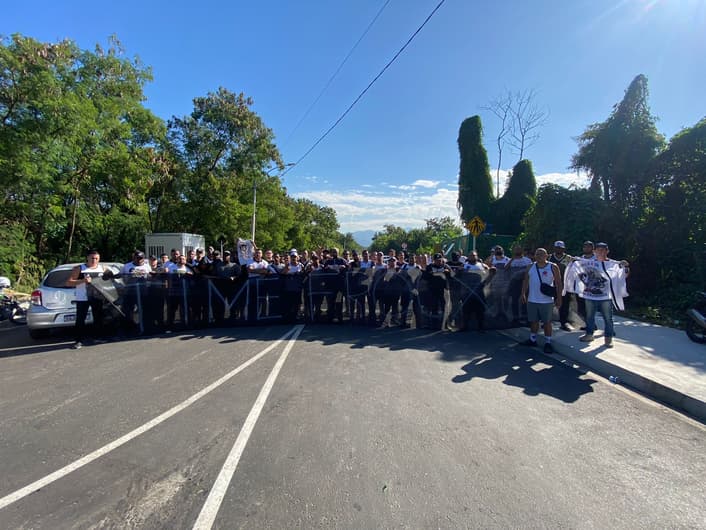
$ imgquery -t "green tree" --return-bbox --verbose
[161,87,287,248]
[457,116,493,223]
[371,224,408,252]
[287,198,341,251]
[371,217,462,254]
[571,74,665,214]
[492,159,537,235]
[520,184,608,254]
[635,117,706,292]
[0,34,164,277]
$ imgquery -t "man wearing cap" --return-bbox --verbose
[424,253,451,327]
[120,251,153,334]
[566,242,630,347]
[549,241,574,331]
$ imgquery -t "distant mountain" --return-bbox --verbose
[351,230,376,248]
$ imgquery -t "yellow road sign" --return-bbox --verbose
[467,216,486,237]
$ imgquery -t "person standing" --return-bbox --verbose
[569,242,629,347]
[424,253,451,328]
[461,250,495,332]
[66,250,106,349]
[323,247,348,323]
[520,248,563,354]
[549,241,574,331]
[120,251,152,334]
[506,245,533,325]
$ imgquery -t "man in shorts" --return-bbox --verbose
[520,248,563,354]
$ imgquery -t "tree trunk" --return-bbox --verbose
[66,193,79,262]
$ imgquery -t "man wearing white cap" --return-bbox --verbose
[549,241,574,331]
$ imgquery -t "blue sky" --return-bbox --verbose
[4,0,705,234]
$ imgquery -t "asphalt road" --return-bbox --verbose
[0,323,704,529]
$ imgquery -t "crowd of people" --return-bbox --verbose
[66,240,629,353]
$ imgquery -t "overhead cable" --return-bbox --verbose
[282,0,391,146]
[282,0,446,177]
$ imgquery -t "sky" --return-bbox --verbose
[4,0,705,236]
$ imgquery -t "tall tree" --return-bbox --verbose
[507,89,549,161]
[635,117,706,291]
[493,159,537,235]
[457,116,493,223]
[162,88,287,248]
[0,34,164,267]
[571,74,665,213]
[481,92,512,198]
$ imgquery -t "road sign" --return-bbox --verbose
[466,216,486,237]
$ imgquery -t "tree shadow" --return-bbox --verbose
[452,345,598,403]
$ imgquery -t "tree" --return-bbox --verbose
[481,92,512,198]
[161,88,287,248]
[635,117,706,292]
[492,159,537,235]
[287,198,341,250]
[507,89,549,161]
[483,89,548,192]
[371,217,462,254]
[571,74,665,214]
[457,116,493,223]
[0,34,164,271]
[519,184,608,253]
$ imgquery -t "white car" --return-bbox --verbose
[27,262,123,339]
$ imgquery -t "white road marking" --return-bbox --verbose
[0,341,74,353]
[192,324,305,530]
[0,326,299,511]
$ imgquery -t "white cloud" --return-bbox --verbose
[295,187,462,232]
[492,170,587,196]
[294,171,589,233]
[412,179,440,188]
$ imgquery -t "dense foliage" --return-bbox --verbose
[520,76,705,320]
[491,159,536,235]
[371,217,463,254]
[457,116,493,223]
[0,35,348,287]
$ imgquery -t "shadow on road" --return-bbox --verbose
[452,346,598,403]
[297,324,599,404]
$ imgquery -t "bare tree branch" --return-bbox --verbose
[481,91,512,198]
[507,89,549,161]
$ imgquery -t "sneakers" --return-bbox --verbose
[543,342,554,354]
[71,341,82,350]
[579,333,595,342]
[559,322,574,332]
[604,336,614,348]
[521,338,538,347]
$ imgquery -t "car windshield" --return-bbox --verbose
[43,269,75,288]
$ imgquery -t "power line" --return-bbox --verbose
[282,0,446,178]
[282,0,391,147]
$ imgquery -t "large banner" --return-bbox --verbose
[88,265,580,333]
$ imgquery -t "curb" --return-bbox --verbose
[498,328,706,423]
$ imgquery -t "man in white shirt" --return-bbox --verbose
[572,242,629,347]
[521,248,563,354]
[121,251,152,333]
